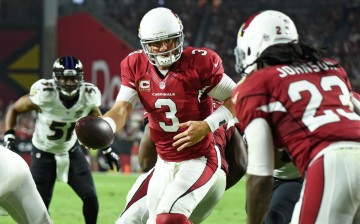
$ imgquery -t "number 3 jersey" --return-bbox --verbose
[232,59,360,175]
[120,47,225,162]
[29,79,101,154]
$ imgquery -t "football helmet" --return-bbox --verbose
[53,56,84,96]
[138,7,184,67]
[234,10,298,75]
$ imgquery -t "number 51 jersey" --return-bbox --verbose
[29,79,101,154]
[232,59,360,175]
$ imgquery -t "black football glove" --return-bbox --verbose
[102,148,121,172]
[4,129,17,151]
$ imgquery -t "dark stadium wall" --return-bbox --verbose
[0,29,42,105]
[0,12,134,108]
[57,12,134,108]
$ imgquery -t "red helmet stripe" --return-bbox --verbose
[241,12,262,36]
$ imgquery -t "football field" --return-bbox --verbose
[0,172,247,224]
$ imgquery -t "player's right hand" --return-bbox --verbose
[4,129,16,151]
[173,120,210,151]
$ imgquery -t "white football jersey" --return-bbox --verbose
[29,79,101,154]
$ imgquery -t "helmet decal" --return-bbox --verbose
[241,12,261,37]
[234,10,299,75]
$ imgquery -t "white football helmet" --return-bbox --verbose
[234,10,299,75]
[138,7,184,67]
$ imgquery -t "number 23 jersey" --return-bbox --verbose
[232,59,360,175]
[120,47,224,162]
[29,79,101,154]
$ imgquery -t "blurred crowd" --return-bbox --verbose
[1,0,359,173]
[106,0,360,88]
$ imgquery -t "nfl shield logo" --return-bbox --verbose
[159,82,165,90]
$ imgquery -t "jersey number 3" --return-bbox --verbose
[155,99,179,132]
[288,75,360,132]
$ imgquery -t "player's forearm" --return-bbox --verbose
[103,101,132,133]
[5,102,26,130]
[246,175,273,224]
[5,108,18,130]
[223,97,236,116]
[204,103,233,132]
[5,95,40,130]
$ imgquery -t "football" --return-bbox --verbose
[75,116,114,149]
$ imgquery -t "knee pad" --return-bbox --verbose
[156,213,192,224]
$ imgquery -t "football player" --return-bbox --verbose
[0,145,53,224]
[232,10,360,224]
[242,131,303,224]
[82,7,237,223]
[116,101,247,223]
[4,56,120,224]
[265,151,303,224]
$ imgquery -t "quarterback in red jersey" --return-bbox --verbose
[232,10,360,224]
[116,106,246,224]
[81,7,236,223]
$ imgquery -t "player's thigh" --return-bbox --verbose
[68,147,96,198]
[292,149,360,224]
[30,147,57,185]
[2,174,52,224]
[0,150,52,223]
[317,149,360,223]
[0,149,28,196]
[266,178,302,224]
[355,206,360,224]
[156,158,220,217]
[189,169,226,223]
[116,197,148,224]
[117,170,154,224]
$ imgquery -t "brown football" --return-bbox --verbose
[75,116,114,149]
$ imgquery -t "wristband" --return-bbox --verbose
[102,117,116,133]
[204,105,233,132]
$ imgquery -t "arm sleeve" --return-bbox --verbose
[116,85,139,108]
[245,118,274,176]
[208,73,236,101]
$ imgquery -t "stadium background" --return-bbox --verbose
[0,0,359,173]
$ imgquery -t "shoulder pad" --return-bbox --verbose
[183,47,223,72]
[82,82,101,107]
[29,79,57,104]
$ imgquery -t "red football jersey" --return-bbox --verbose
[121,47,224,162]
[213,122,239,175]
[232,59,360,175]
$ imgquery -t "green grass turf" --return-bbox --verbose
[0,172,247,223]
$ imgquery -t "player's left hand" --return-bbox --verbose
[4,129,17,151]
[173,121,211,151]
[102,148,121,172]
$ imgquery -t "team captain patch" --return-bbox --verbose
[139,80,150,92]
